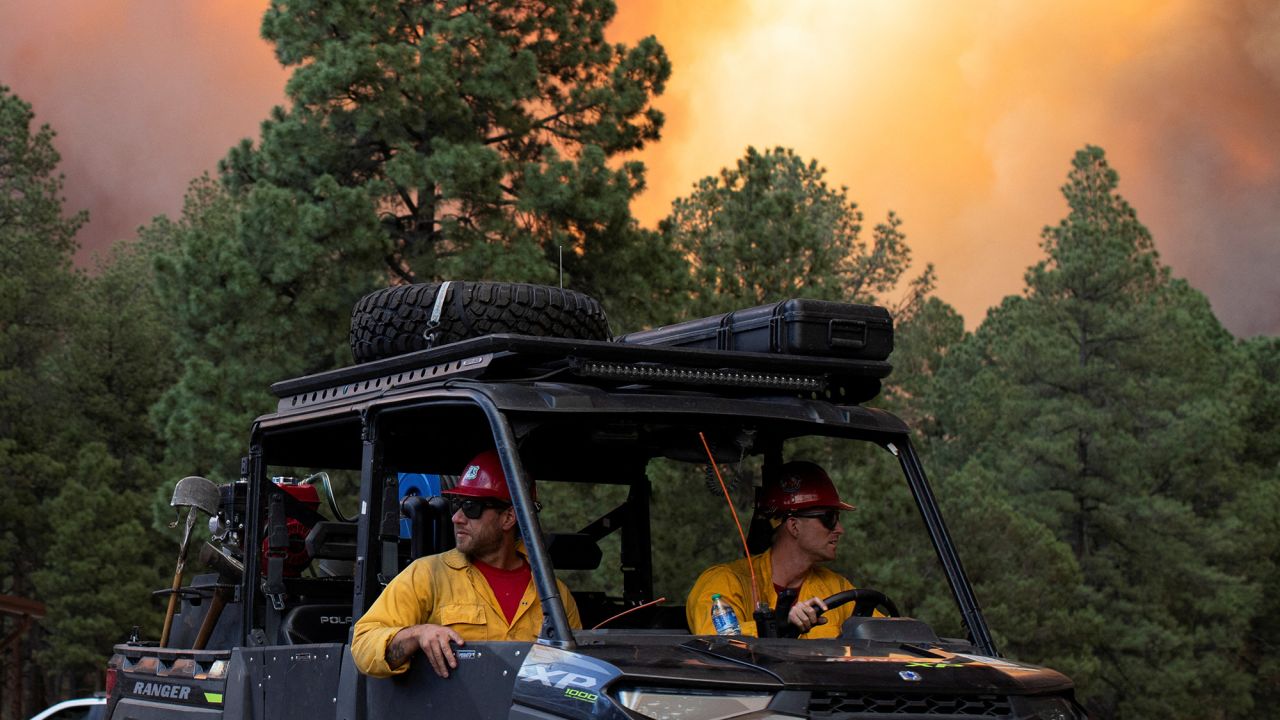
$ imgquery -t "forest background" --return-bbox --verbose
[2,2,1277,719]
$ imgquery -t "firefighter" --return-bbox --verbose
[351,450,581,678]
[686,461,859,638]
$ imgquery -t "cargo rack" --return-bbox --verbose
[270,334,890,416]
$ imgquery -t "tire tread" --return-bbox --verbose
[350,281,610,363]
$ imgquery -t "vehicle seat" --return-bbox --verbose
[305,521,357,560]
[280,603,354,645]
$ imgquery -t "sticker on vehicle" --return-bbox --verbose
[564,688,599,704]
[132,682,193,700]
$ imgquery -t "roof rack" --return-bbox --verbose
[270,334,890,414]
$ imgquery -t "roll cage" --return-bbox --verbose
[233,335,997,657]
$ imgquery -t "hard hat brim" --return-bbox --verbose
[441,486,508,500]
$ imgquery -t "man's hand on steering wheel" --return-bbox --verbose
[787,596,830,633]
[785,588,902,636]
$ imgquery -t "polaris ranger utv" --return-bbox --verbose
[106,283,1086,719]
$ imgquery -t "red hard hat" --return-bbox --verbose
[757,461,854,516]
[443,450,534,502]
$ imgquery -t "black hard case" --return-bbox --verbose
[619,300,893,360]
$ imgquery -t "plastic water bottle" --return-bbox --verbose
[710,594,741,636]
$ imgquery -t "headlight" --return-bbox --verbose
[1009,695,1086,720]
[615,688,779,719]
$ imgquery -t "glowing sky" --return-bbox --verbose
[2,0,1277,335]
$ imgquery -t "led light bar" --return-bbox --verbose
[278,354,494,413]
[574,360,825,392]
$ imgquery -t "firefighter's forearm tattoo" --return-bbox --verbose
[386,633,413,668]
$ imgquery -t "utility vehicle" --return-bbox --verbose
[105,283,1085,720]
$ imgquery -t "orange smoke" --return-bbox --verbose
[1,0,1276,335]
[611,0,1280,336]
[0,0,286,258]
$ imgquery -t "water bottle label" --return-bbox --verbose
[712,608,740,635]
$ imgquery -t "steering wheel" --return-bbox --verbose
[819,588,900,618]
[778,588,900,638]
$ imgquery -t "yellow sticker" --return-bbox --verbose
[204,693,224,704]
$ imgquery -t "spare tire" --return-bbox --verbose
[350,281,610,363]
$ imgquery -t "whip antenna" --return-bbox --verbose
[592,597,667,630]
[700,432,762,610]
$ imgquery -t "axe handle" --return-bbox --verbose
[159,571,183,647]
[193,586,231,650]
[160,509,199,647]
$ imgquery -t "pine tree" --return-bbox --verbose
[1,86,184,701]
[931,146,1258,718]
[38,243,179,677]
[152,1,679,478]
[0,83,85,456]
[51,244,177,477]
[31,445,162,686]
[660,146,927,318]
[879,296,963,430]
[1231,337,1280,708]
[222,0,677,326]
[143,177,310,479]
[0,82,85,635]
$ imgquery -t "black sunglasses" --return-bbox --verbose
[448,497,510,520]
[789,508,840,531]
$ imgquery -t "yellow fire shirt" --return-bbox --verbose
[351,547,581,677]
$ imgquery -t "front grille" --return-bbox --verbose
[810,691,1012,717]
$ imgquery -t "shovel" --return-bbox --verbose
[160,476,221,648]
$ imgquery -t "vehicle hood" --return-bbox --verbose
[575,635,1074,695]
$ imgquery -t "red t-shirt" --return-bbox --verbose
[774,583,801,622]
[473,559,532,624]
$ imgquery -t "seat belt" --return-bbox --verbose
[264,492,288,642]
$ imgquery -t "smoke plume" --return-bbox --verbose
[2,0,1276,335]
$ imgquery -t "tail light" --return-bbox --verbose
[104,664,121,718]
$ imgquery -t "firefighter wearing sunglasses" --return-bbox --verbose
[351,450,581,678]
[686,461,863,638]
